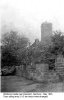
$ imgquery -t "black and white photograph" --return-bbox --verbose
[1,0,64,95]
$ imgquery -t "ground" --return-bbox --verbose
[1,76,64,92]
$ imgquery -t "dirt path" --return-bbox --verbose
[1,76,64,92]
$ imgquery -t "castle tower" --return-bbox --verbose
[41,22,52,43]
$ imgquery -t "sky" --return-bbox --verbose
[0,0,64,43]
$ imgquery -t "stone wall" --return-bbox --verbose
[23,63,54,82]
[32,63,48,82]
[15,63,48,81]
[55,54,64,80]
[15,65,24,76]
[15,62,59,83]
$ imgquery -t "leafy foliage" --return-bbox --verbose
[51,31,64,55]
[1,30,64,71]
[1,31,29,67]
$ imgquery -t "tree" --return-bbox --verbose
[51,31,64,55]
[1,31,29,67]
[44,31,64,70]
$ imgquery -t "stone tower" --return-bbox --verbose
[41,22,52,43]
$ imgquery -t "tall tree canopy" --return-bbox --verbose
[1,31,29,67]
[51,31,64,55]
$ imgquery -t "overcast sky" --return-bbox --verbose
[0,0,64,43]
